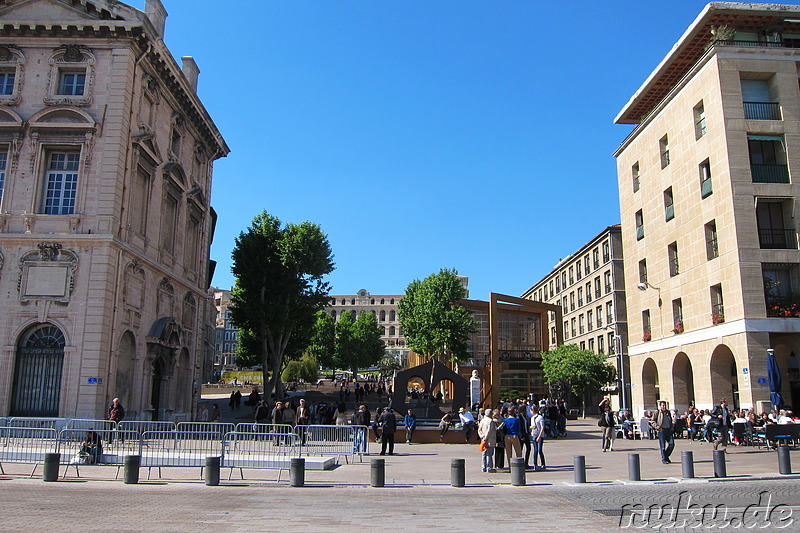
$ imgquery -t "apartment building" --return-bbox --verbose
[0,0,228,420]
[521,225,629,408]
[211,288,238,375]
[327,289,410,364]
[614,2,800,415]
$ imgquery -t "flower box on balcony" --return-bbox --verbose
[672,321,684,334]
[712,313,725,325]
[642,331,652,342]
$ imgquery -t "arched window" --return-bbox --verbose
[380,299,385,304]
[11,324,66,416]
[389,326,396,336]
[380,310,386,321]
[390,298,395,304]
[390,310,396,321]
[331,310,337,319]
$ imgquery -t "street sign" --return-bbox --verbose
[87,377,103,384]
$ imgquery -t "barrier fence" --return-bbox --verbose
[0,418,363,478]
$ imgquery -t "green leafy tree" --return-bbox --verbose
[308,310,337,369]
[334,311,385,379]
[282,353,319,383]
[541,344,615,418]
[378,356,402,378]
[229,211,334,401]
[398,268,475,362]
[235,327,260,368]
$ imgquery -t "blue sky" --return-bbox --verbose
[132,1,796,299]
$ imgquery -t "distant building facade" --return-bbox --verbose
[0,0,228,420]
[211,288,238,375]
[521,225,629,408]
[327,289,409,364]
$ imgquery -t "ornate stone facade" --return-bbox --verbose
[0,0,229,420]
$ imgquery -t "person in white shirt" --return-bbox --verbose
[530,407,546,471]
[459,407,477,442]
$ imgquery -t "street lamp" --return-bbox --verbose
[602,324,627,411]
[637,281,662,308]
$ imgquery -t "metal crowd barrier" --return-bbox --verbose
[66,419,117,432]
[223,431,299,481]
[296,425,366,464]
[118,420,177,434]
[57,428,141,478]
[8,417,70,431]
[139,430,224,478]
[234,423,294,435]
[176,422,235,440]
[0,427,59,476]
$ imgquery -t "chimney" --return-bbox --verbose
[181,56,200,93]
[145,0,168,40]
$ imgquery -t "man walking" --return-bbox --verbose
[652,401,675,464]
[711,398,733,450]
[378,407,397,456]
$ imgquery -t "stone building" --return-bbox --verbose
[521,225,629,409]
[327,289,409,365]
[614,2,800,415]
[211,287,238,375]
[0,0,228,420]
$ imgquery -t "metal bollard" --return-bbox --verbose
[681,450,695,478]
[205,456,221,486]
[371,458,385,487]
[628,453,641,481]
[290,457,305,487]
[778,446,792,475]
[43,453,60,482]
[451,458,465,487]
[713,450,726,478]
[574,455,586,483]
[510,457,526,486]
[124,455,140,484]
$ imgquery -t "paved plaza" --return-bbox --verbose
[2,412,799,531]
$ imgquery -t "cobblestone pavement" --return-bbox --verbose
[556,478,800,532]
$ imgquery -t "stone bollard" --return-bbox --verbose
[713,450,726,478]
[371,458,385,487]
[574,455,586,483]
[124,455,140,484]
[681,450,695,478]
[290,457,305,487]
[205,456,221,486]
[43,453,60,482]
[628,453,641,481]
[510,457,526,486]
[778,446,792,475]
[451,458,465,487]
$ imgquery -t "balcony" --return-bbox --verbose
[751,164,789,183]
[766,297,800,318]
[758,228,797,249]
[744,102,782,121]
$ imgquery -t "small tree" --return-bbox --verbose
[541,344,615,418]
[308,311,337,369]
[282,353,318,383]
[398,268,475,362]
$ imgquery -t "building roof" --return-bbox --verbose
[615,2,800,125]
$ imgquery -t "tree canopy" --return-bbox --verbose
[333,310,385,379]
[397,268,474,362]
[541,344,615,417]
[229,211,334,400]
[307,310,337,369]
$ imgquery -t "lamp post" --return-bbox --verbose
[603,324,627,411]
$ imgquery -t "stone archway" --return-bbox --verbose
[710,344,739,410]
[10,324,66,417]
[671,352,695,412]
[641,357,660,411]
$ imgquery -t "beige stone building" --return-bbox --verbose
[327,289,409,364]
[521,225,629,409]
[614,2,800,415]
[0,0,228,420]
[211,287,238,375]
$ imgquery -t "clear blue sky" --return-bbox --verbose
[134,1,796,299]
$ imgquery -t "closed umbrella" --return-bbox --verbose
[767,349,784,409]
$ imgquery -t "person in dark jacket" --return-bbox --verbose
[378,407,397,456]
[710,398,734,450]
